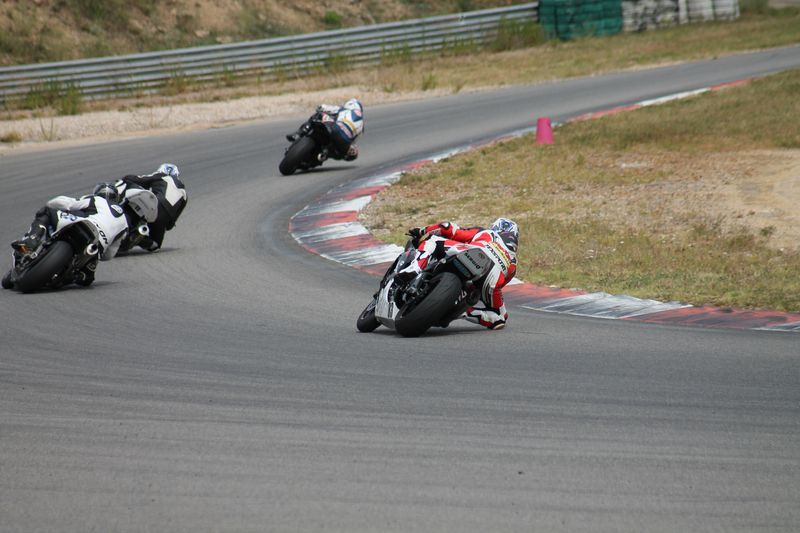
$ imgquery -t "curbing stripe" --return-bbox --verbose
[289,76,799,333]
[291,221,370,243]
[296,196,373,216]
[758,321,800,332]
[321,244,405,266]
[522,292,690,319]
[629,306,800,330]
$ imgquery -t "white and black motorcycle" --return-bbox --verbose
[2,191,157,293]
[356,235,494,337]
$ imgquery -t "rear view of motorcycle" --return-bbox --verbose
[279,111,335,175]
[2,217,104,293]
[3,190,158,293]
[356,236,494,337]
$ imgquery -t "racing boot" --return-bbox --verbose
[286,122,313,142]
[11,222,47,254]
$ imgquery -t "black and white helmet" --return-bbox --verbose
[490,217,519,254]
[93,182,121,204]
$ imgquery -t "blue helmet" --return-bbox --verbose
[156,163,180,179]
[490,217,519,254]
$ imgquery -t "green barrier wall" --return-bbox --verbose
[539,0,623,40]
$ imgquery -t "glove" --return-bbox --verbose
[406,227,423,247]
[406,227,423,239]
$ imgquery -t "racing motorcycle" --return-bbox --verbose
[279,111,337,175]
[2,217,104,293]
[356,236,494,337]
[2,192,157,293]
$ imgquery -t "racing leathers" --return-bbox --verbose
[406,221,518,330]
[13,194,132,285]
[288,100,364,161]
[112,170,187,251]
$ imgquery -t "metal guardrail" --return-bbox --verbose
[0,3,538,103]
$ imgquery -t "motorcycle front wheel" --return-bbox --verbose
[356,298,381,332]
[279,136,317,175]
[395,272,461,337]
[15,240,74,293]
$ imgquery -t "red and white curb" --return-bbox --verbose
[289,79,800,333]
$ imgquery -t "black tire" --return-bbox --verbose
[356,298,380,332]
[15,241,74,293]
[2,270,13,289]
[279,136,317,175]
[395,272,462,337]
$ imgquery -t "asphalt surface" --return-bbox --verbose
[1,47,799,532]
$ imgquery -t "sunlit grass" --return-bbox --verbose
[363,70,800,311]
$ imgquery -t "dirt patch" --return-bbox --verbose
[501,148,800,251]
[713,150,800,249]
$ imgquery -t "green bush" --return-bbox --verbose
[740,0,770,14]
[69,0,129,28]
[57,83,83,115]
[490,18,545,52]
[322,10,343,28]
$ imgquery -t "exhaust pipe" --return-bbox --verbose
[137,224,150,236]
[86,243,99,256]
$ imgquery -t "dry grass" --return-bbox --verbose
[4,9,798,119]
[0,130,22,143]
[363,70,800,312]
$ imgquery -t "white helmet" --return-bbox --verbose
[156,163,180,179]
[490,217,519,254]
[124,189,159,223]
[343,98,363,113]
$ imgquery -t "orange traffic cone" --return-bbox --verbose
[536,117,553,145]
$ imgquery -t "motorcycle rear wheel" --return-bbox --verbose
[356,298,380,332]
[15,241,74,293]
[279,136,317,175]
[395,272,461,337]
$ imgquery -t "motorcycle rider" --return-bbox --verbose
[7,184,157,287]
[404,218,519,330]
[110,163,187,252]
[286,98,364,161]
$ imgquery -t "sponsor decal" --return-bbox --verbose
[111,204,124,216]
[485,242,511,270]
[91,221,109,246]
[462,250,484,271]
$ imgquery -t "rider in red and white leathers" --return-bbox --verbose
[404,218,520,330]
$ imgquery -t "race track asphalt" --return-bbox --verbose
[1,46,799,532]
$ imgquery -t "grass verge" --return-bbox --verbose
[362,69,800,312]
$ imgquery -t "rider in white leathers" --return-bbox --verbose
[8,184,157,286]
[287,98,364,161]
[110,163,187,251]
